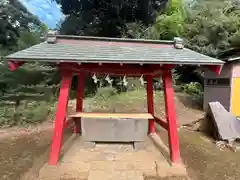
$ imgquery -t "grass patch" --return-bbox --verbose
[85,87,205,126]
[0,101,56,127]
[86,87,166,114]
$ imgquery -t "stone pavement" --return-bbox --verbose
[37,133,187,180]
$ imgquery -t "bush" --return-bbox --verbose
[182,82,203,96]
[0,101,56,127]
[20,101,56,125]
[182,82,203,107]
[95,87,118,99]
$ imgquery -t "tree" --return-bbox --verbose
[0,0,20,49]
[0,0,41,51]
[0,0,60,126]
[122,0,186,40]
[154,0,186,40]
[56,0,169,37]
[184,0,240,57]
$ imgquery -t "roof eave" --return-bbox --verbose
[6,57,224,65]
[228,57,240,62]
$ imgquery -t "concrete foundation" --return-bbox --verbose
[81,118,148,142]
[37,134,187,180]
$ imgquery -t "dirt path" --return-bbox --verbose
[0,122,53,180]
[179,130,240,180]
[0,121,75,180]
[158,129,240,180]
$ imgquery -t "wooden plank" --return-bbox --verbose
[68,112,153,119]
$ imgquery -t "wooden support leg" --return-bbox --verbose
[162,70,180,164]
[49,71,72,165]
[74,73,84,133]
[147,75,155,134]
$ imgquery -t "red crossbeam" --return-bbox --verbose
[154,116,168,130]
[8,61,25,71]
[59,63,156,75]
[59,63,168,76]
[205,65,223,75]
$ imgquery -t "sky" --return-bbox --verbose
[19,0,64,28]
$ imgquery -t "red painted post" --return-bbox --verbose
[49,70,72,165]
[146,75,156,133]
[75,73,85,133]
[162,69,180,164]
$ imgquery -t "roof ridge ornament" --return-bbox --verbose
[174,37,184,49]
[47,30,57,44]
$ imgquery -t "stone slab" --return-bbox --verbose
[134,141,146,150]
[81,118,148,142]
[209,101,240,140]
[88,170,144,180]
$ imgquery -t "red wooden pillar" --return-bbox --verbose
[162,69,180,164]
[49,71,72,165]
[146,75,156,133]
[74,73,85,133]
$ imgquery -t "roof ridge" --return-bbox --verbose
[45,30,186,48]
[56,35,175,44]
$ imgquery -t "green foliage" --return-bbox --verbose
[123,0,240,58]
[172,69,181,85]
[57,0,169,37]
[182,82,204,107]
[0,0,41,50]
[154,0,186,39]
[184,0,240,56]
[182,82,203,96]
[17,31,41,50]
[0,61,59,126]
[0,0,57,126]
[0,101,56,127]
[95,87,118,99]
[123,0,186,40]
[19,101,56,125]
[0,62,59,101]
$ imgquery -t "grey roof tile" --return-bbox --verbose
[6,36,224,65]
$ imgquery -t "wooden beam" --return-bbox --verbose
[162,69,180,164]
[146,75,155,133]
[49,70,72,165]
[162,64,175,69]
[69,112,153,119]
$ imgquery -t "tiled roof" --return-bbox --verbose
[6,34,224,65]
[218,48,240,62]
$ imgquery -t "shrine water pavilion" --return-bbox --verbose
[5,32,224,166]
